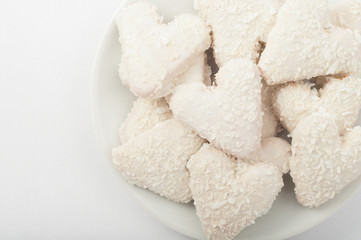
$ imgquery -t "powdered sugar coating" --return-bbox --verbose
[273,75,361,134]
[245,137,291,174]
[261,83,279,138]
[169,59,263,159]
[116,1,211,98]
[113,119,205,203]
[195,0,284,66]
[290,111,361,207]
[119,97,172,144]
[258,0,361,85]
[188,144,283,240]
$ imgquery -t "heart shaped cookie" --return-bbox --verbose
[169,58,263,159]
[290,110,361,207]
[113,119,205,203]
[188,144,283,240]
[258,0,361,85]
[119,97,172,144]
[273,75,361,134]
[195,0,284,66]
[116,1,211,98]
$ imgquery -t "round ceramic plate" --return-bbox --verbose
[91,0,361,239]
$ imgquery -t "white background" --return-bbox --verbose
[0,0,360,239]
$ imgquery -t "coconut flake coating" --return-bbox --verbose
[258,0,361,85]
[195,0,284,66]
[119,97,172,144]
[331,0,361,75]
[273,75,361,134]
[169,58,263,159]
[113,119,205,203]
[116,1,211,98]
[290,110,361,208]
[261,83,279,138]
[244,137,291,174]
[187,144,283,240]
[331,0,361,44]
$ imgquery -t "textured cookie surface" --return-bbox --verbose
[331,0,361,42]
[119,97,172,144]
[113,119,205,203]
[273,75,361,134]
[258,0,361,85]
[290,111,361,207]
[164,53,210,103]
[116,1,211,98]
[195,0,284,66]
[188,144,283,240]
[170,58,262,159]
[244,137,291,174]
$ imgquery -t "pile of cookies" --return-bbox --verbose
[112,0,361,239]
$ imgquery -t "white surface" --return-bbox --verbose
[0,0,360,239]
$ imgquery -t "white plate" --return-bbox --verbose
[90,0,361,239]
